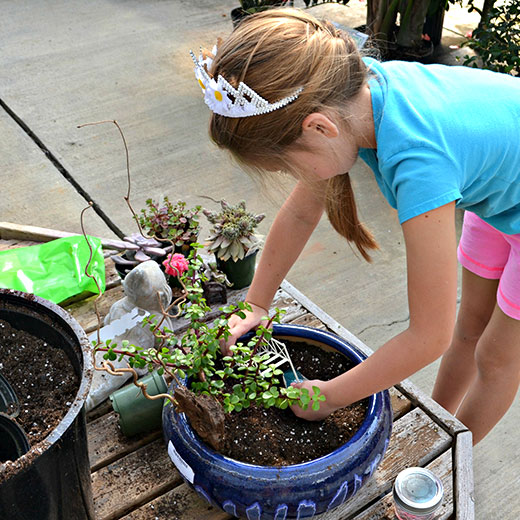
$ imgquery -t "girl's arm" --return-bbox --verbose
[226,181,325,346]
[293,201,459,419]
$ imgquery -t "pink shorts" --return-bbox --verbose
[458,211,520,320]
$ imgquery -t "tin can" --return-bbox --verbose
[393,467,444,520]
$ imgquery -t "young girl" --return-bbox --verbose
[192,8,520,444]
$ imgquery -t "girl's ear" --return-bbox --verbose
[301,113,339,138]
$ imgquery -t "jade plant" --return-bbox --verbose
[204,199,265,261]
[91,245,325,449]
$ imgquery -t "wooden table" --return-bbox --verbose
[0,227,475,520]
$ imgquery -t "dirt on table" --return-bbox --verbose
[0,318,79,447]
[219,339,368,466]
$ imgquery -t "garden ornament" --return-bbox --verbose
[190,46,303,118]
[257,337,301,381]
[86,261,173,411]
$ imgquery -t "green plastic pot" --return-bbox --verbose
[216,251,257,290]
[109,371,168,437]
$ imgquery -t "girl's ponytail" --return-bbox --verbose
[325,173,378,262]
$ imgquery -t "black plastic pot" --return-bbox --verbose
[0,289,94,520]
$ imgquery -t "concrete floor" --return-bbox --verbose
[1,0,518,517]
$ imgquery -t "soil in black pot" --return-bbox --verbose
[219,340,368,466]
[0,319,79,447]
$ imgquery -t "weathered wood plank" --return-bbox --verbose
[350,449,454,520]
[321,407,452,518]
[288,313,327,329]
[397,379,469,436]
[454,431,475,520]
[120,482,232,520]
[273,287,308,323]
[0,238,41,250]
[87,399,113,422]
[91,438,182,520]
[104,258,122,289]
[389,387,412,420]
[0,221,134,250]
[88,410,161,472]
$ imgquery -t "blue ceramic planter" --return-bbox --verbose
[162,324,392,520]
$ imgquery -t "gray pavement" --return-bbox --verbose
[1,1,518,517]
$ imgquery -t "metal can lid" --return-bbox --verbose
[393,467,444,514]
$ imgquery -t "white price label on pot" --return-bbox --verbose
[168,441,194,484]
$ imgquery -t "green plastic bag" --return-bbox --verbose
[0,235,106,304]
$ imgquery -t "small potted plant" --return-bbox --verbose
[137,197,202,256]
[203,199,265,290]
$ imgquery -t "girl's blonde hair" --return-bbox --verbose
[209,8,378,261]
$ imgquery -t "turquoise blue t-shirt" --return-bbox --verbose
[359,58,520,234]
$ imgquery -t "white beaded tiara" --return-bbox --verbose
[190,46,303,118]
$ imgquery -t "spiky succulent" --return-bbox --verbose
[204,200,265,262]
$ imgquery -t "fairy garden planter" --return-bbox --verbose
[163,324,393,519]
[204,199,265,290]
[0,289,94,519]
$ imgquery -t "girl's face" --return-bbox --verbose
[285,132,360,182]
[255,87,375,181]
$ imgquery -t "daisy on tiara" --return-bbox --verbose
[190,45,303,118]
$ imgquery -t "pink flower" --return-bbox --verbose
[162,253,189,277]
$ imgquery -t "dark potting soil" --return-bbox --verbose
[219,339,368,466]
[0,319,79,447]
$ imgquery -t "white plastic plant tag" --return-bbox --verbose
[168,441,195,484]
[89,307,147,343]
[85,308,151,411]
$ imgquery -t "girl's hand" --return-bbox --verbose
[290,379,339,421]
[222,302,269,355]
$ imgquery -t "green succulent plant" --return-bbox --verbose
[138,197,201,248]
[204,200,265,262]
